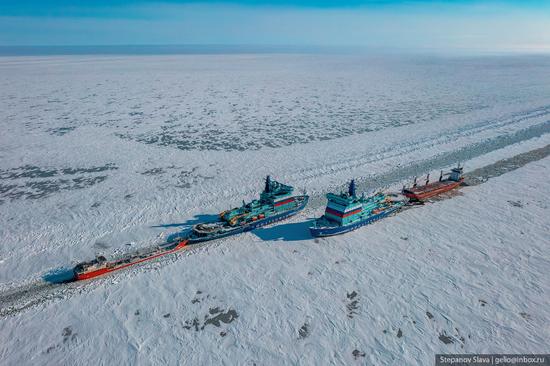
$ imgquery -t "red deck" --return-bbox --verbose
[75,240,188,281]
[403,179,462,201]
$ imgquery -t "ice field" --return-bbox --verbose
[0,54,549,365]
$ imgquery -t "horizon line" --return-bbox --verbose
[1,44,550,57]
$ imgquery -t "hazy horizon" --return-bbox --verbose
[1,1,550,54]
[2,44,550,57]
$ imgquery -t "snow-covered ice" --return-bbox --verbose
[1,144,549,365]
[0,54,549,365]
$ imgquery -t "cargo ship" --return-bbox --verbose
[402,164,463,201]
[181,176,308,244]
[309,180,405,237]
[73,239,189,281]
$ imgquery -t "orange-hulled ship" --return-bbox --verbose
[73,239,188,281]
[402,165,464,201]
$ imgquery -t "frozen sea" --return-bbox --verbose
[0,53,549,365]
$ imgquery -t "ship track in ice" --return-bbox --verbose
[0,239,217,317]
[0,143,549,318]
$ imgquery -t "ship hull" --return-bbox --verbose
[189,195,309,244]
[309,206,400,237]
[74,240,188,281]
[403,180,462,201]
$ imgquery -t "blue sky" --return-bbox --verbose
[1,0,549,52]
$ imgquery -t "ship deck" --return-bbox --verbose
[404,180,456,194]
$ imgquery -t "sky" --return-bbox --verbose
[1,0,549,53]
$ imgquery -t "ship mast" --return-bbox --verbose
[348,179,356,198]
[265,175,271,193]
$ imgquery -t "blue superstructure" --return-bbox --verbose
[310,180,404,237]
[187,196,308,243]
[180,176,309,244]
